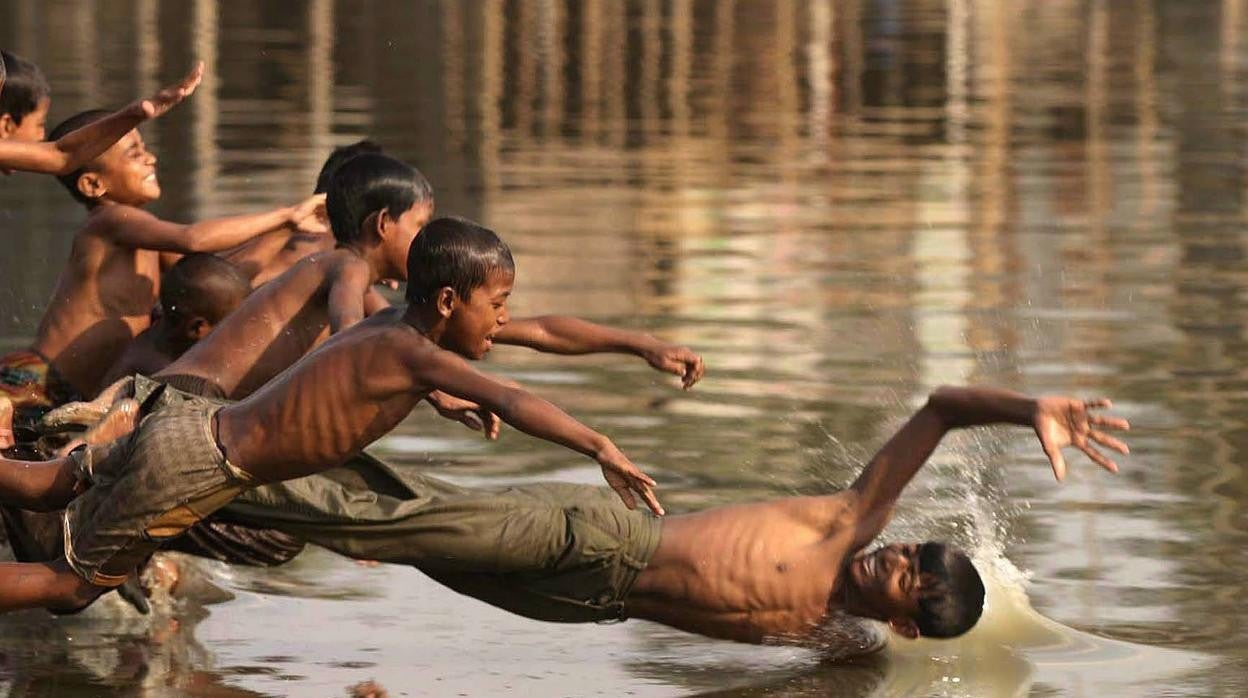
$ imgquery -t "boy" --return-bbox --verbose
[0,217,663,612]
[0,108,325,425]
[157,153,702,401]
[222,139,383,288]
[99,254,251,386]
[0,54,201,176]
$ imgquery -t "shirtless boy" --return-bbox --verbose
[0,52,201,176]
[156,153,701,402]
[222,139,382,288]
[0,217,665,612]
[218,385,1126,653]
[0,107,324,424]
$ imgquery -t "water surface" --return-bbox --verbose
[2,1,1247,695]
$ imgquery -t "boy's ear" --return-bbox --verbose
[888,618,920,640]
[188,317,212,341]
[435,287,456,319]
[372,208,392,241]
[77,171,108,201]
[0,113,16,139]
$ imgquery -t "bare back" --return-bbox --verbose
[158,248,370,398]
[628,496,858,644]
[215,310,430,482]
[33,213,163,396]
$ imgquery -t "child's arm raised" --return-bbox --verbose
[95,193,325,254]
[408,343,663,515]
[495,316,705,389]
[0,62,202,176]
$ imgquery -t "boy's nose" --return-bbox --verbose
[498,308,510,325]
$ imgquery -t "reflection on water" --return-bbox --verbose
[2,0,1248,695]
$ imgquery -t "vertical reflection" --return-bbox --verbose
[539,0,564,140]
[479,0,503,210]
[580,0,602,138]
[442,0,465,155]
[190,0,219,216]
[134,0,159,99]
[306,0,334,180]
[806,0,834,154]
[1135,0,1161,216]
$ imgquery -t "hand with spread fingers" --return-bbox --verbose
[1032,396,1130,481]
[596,442,664,516]
[136,61,205,120]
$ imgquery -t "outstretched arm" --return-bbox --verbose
[0,62,202,175]
[96,193,325,254]
[494,316,705,388]
[409,345,663,515]
[844,386,1130,549]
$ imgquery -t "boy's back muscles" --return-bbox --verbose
[158,249,370,399]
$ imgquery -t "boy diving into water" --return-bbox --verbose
[0,52,202,176]
[0,218,1128,652]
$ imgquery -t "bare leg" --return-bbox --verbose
[0,396,13,449]
[0,558,105,614]
[0,454,80,511]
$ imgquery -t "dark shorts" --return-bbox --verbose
[62,400,254,586]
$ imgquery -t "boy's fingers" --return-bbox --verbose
[1085,397,1113,409]
[613,484,637,510]
[1089,429,1129,454]
[637,484,665,516]
[1091,414,1130,431]
[1043,441,1067,481]
[1081,445,1119,473]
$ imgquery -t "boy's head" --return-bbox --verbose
[0,50,50,141]
[159,254,250,345]
[325,152,434,278]
[49,109,160,208]
[848,542,985,640]
[314,139,383,194]
[406,217,515,360]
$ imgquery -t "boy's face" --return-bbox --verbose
[441,268,514,359]
[383,202,433,280]
[82,129,161,206]
[0,97,49,141]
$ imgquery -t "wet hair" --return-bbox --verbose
[405,217,515,305]
[0,50,49,125]
[325,152,433,245]
[0,50,7,91]
[314,139,384,194]
[160,254,250,325]
[913,543,985,638]
[48,109,113,206]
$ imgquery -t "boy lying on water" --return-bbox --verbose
[0,217,666,612]
[0,106,325,426]
[0,51,201,176]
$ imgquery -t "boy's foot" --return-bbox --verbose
[0,397,13,449]
[40,376,135,433]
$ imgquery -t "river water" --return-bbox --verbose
[1,1,1246,696]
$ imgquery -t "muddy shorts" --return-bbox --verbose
[61,399,255,586]
[226,468,663,623]
[0,348,83,428]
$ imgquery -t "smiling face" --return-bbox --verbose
[849,543,928,628]
[80,129,161,206]
[439,268,514,359]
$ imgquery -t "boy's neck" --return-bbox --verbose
[337,242,388,283]
[400,304,445,345]
[150,318,193,358]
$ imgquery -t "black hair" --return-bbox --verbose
[0,50,7,90]
[160,254,250,325]
[0,50,49,125]
[913,543,985,638]
[405,217,515,305]
[325,152,433,245]
[314,139,384,194]
[47,109,113,206]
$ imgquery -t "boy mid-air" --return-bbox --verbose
[0,52,201,176]
[0,107,325,425]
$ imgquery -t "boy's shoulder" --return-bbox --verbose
[80,203,156,239]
